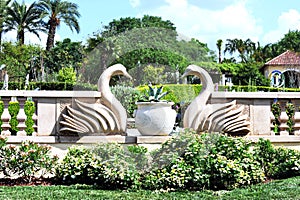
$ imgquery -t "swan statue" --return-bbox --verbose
[60,64,132,135]
[182,65,250,135]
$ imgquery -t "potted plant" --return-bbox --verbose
[135,84,176,136]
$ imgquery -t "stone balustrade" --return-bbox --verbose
[0,90,300,150]
[0,90,101,136]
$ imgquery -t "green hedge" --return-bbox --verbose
[137,84,300,103]
[3,82,98,91]
[3,81,300,94]
[137,84,202,103]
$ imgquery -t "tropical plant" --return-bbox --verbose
[139,83,169,102]
[44,38,84,73]
[0,0,12,46]
[216,39,223,63]
[4,1,46,44]
[224,38,255,63]
[38,0,80,51]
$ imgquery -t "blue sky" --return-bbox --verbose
[5,0,300,52]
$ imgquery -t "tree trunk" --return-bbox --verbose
[46,21,57,51]
[17,29,25,45]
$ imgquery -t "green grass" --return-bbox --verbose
[1,176,300,200]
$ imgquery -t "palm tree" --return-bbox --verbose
[4,1,46,44]
[38,0,80,51]
[216,39,223,63]
[224,38,255,63]
[0,0,12,46]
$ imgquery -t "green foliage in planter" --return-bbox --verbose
[8,101,20,135]
[0,100,4,133]
[271,100,281,134]
[24,100,36,136]
[286,101,295,134]
[0,140,58,180]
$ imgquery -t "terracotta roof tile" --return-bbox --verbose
[265,50,300,66]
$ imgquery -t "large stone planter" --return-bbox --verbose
[135,101,176,136]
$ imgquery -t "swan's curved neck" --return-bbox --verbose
[97,65,127,132]
[183,65,215,129]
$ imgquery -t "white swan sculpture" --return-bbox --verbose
[182,65,250,135]
[60,64,132,135]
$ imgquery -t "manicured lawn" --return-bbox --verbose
[1,176,300,200]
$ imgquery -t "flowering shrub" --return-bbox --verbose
[253,138,300,179]
[0,140,58,180]
[55,131,300,191]
[55,143,148,189]
[55,146,97,185]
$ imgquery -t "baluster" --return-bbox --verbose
[294,111,300,136]
[1,98,10,136]
[279,111,289,136]
[17,98,27,136]
[270,112,276,136]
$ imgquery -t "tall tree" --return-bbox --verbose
[277,30,300,52]
[224,38,255,63]
[38,0,80,51]
[4,1,46,44]
[0,0,12,46]
[216,39,223,63]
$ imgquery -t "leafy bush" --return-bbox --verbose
[8,100,20,135]
[90,143,143,189]
[24,99,36,136]
[55,146,97,185]
[56,143,148,189]
[253,139,300,179]
[54,130,300,191]
[143,132,265,190]
[57,67,77,84]
[0,140,58,180]
[111,85,140,117]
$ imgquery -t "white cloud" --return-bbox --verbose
[129,0,141,8]
[263,9,300,44]
[140,0,262,51]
